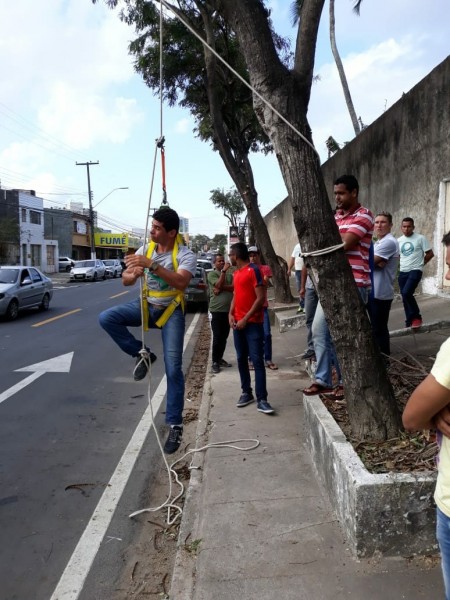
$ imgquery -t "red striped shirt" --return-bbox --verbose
[335,204,374,287]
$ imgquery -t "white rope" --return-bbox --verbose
[301,242,344,258]
[158,0,319,159]
[129,435,260,522]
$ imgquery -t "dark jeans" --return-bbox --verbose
[368,297,393,356]
[398,269,422,326]
[210,311,230,363]
[263,307,272,362]
[233,322,267,401]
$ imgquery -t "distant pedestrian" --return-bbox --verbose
[299,264,318,360]
[287,243,305,313]
[248,246,278,370]
[397,217,434,329]
[207,254,234,374]
[228,242,275,415]
[368,212,399,356]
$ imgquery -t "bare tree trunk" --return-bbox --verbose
[329,0,361,136]
[216,0,400,441]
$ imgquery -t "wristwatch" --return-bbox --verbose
[149,261,160,272]
[221,269,228,274]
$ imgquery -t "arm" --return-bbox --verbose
[300,265,308,298]
[235,285,265,330]
[341,231,361,251]
[424,249,434,265]
[287,256,295,276]
[214,262,233,292]
[402,373,450,431]
[373,254,387,269]
[125,253,192,291]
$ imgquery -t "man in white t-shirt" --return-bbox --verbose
[397,217,434,329]
[368,212,399,357]
[403,230,450,597]
[287,242,304,313]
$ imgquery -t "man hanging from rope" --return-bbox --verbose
[99,207,197,454]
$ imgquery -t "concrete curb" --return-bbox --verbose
[169,361,214,599]
[303,394,438,558]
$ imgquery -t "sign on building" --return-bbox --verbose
[94,233,129,247]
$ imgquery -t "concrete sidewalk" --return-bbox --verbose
[169,294,450,599]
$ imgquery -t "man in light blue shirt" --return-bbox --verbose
[368,212,399,356]
[397,217,434,329]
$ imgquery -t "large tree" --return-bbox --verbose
[95,0,293,303]
[212,0,400,441]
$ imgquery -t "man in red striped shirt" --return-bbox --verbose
[303,175,374,397]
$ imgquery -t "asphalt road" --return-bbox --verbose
[0,277,201,600]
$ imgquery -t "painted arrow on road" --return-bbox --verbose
[0,352,74,405]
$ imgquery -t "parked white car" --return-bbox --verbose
[70,259,106,282]
[103,259,123,278]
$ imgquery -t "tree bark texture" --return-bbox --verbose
[216,0,400,440]
[197,3,293,303]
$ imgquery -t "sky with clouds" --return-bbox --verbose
[0,0,448,237]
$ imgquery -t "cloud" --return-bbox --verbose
[174,118,191,134]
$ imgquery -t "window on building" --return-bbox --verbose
[21,208,27,222]
[30,210,41,225]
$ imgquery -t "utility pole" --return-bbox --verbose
[76,161,99,259]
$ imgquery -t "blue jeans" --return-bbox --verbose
[263,307,272,362]
[437,506,450,599]
[99,298,186,426]
[233,322,267,401]
[398,269,422,326]
[312,288,369,388]
[311,302,341,388]
[305,286,319,352]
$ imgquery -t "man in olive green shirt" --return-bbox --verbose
[207,254,234,373]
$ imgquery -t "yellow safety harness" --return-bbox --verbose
[141,234,186,329]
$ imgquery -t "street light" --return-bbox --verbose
[93,187,129,208]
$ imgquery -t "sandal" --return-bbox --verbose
[323,385,345,400]
[266,362,278,370]
[302,383,334,396]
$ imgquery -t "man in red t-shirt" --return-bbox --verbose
[229,243,275,415]
[248,246,278,370]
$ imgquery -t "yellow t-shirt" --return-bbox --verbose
[431,337,450,517]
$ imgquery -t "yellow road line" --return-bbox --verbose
[110,291,130,299]
[32,308,82,327]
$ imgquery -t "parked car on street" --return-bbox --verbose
[185,266,209,311]
[59,256,75,272]
[0,266,53,320]
[70,259,106,282]
[103,259,123,278]
[197,259,213,271]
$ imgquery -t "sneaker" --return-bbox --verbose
[220,359,232,368]
[257,400,275,414]
[212,362,221,374]
[133,350,157,381]
[237,392,255,408]
[411,318,423,329]
[297,307,304,314]
[164,425,183,454]
[301,348,316,360]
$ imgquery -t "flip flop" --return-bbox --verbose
[302,383,334,396]
[323,385,345,400]
[266,362,278,370]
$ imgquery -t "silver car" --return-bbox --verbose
[103,259,123,278]
[0,266,54,321]
[70,259,107,282]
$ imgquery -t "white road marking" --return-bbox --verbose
[50,313,201,600]
[0,353,74,405]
